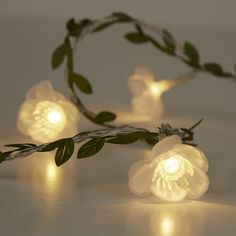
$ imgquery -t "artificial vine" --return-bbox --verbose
[0,12,235,166]
[0,120,202,166]
[51,12,236,128]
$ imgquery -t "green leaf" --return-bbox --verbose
[40,139,64,152]
[66,18,77,32]
[95,111,116,123]
[204,63,224,76]
[125,33,150,44]
[55,138,74,166]
[184,42,200,66]
[162,30,175,54]
[77,138,105,159]
[92,21,116,33]
[51,44,66,69]
[112,12,133,22]
[107,132,142,144]
[72,73,92,94]
[66,18,92,37]
[0,152,7,163]
[66,18,81,37]
[5,143,37,148]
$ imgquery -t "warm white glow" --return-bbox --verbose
[17,80,79,143]
[29,101,67,142]
[128,135,209,202]
[161,216,175,235]
[47,110,62,124]
[164,157,180,174]
[149,82,162,97]
[46,162,58,182]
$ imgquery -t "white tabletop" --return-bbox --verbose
[0,116,236,236]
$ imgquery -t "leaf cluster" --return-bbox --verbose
[50,12,236,130]
[0,120,202,166]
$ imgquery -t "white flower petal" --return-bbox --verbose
[150,178,187,202]
[150,99,164,121]
[26,80,56,101]
[150,135,182,160]
[128,162,154,196]
[128,75,147,96]
[185,166,209,200]
[172,144,209,172]
[131,93,155,116]
[17,100,36,135]
[128,159,149,178]
[134,64,155,82]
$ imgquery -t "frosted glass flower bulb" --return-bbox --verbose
[128,65,186,120]
[17,81,79,143]
[128,135,209,202]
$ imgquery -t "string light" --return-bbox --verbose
[128,65,191,120]
[128,135,209,202]
[17,80,79,143]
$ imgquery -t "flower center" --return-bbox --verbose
[47,110,62,124]
[164,157,180,174]
[29,101,67,142]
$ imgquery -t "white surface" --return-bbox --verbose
[1,117,236,235]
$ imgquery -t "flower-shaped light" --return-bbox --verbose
[128,65,172,120]
[17,80,79,143]
[128,135,209,202]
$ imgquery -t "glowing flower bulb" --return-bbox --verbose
[128,65,192,120]
[128,135,209,202]
[163,157,180,174]
[149,83,162,97]
[17,80,79,143]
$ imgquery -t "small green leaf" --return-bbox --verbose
[0,152,7,163]
[66,18,77,32]
[66,18,81,37]
[72,73,92,94]
[125,33,150,44]
[184,42,200,66]
[51,44,66,69]
[107,132,142,144]
[204,63,224,76]
[5,143,37,148]
[112,12,133,22]
[92,21,116,33]
[40,139,65,152]
[162,30,175,54]
[140,132,158,145]
[55,138,74,166]
[95,111,116,123]
[77,138,105,159]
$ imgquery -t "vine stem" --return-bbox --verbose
[2,120,202,163]
[4,125,149,162]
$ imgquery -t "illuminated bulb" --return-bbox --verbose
[163,157,180,174]
[149,82,162,98]
[128,135,209,202]
[128,65,190,121]
[128,65,167,120]
[48,110,61,124]
[17,80,79,143]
